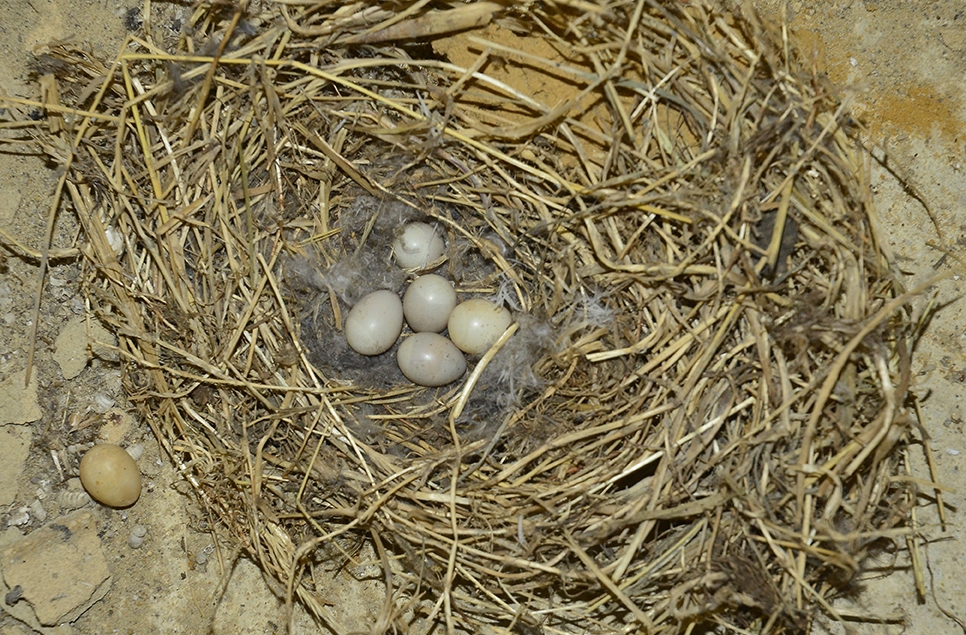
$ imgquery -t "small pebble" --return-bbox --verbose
[125,444,144,461]
[128,524,148,549]
[29,499,47,524]
[92,393,115,413]
[950,403,962,423]
[5,585,23,605]
[6,508,30,527]
[60,489,93,510]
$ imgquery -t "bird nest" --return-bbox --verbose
[1,0,931,632]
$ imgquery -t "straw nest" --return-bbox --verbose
[1,0,933,632]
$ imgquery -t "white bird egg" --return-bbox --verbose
[397,333,467,387]
[345,290,404,355]
[447,299,512,355]
[393,222,445,269]
[403,274,458,333]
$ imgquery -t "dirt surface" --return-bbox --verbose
[0,1,964,633]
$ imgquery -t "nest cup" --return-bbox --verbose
[6,0,928,632]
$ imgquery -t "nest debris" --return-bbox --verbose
[0,0,942,633]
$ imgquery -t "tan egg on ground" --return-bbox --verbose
[79,444,142,508]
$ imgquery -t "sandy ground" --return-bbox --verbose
[0,1,964,633]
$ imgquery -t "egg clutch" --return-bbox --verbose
[344,221,511,387]
[282,192,559,409]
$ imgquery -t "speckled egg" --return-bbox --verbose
[345,290,404,355]
[79,444,142,508]
[397,333,467,387]
[403,274,458,333]
[447,299,512,355]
